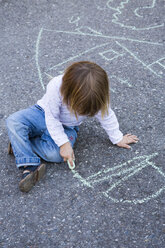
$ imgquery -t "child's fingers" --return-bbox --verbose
[123,144,131,149]
[72,152,75,161]
[131,136,139,141]
[127,137,139,144]
[125,134,139,139]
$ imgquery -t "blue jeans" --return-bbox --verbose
[6,105,78,168]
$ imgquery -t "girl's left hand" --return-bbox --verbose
[117,134,139,149]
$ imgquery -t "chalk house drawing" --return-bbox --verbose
[72,153,165,204]
[35,26,164,90]
[99,49,125,61]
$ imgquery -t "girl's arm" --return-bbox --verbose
[96,107,138,148]
[44,79,69,147]
[96,107,123,145]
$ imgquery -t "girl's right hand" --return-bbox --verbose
[60,142,75,167]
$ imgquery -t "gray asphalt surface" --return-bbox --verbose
[0,0,165,247]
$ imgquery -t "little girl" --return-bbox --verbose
[6,61,138,192]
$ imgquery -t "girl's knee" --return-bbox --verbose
[6,114,17,131]
[6,113,26,134]
[45,149,63,163]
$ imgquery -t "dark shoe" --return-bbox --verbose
[19,164,46,193]
[8,142,13,155]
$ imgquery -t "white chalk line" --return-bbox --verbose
[148,57,165,69]
[111,75,132,87]
[76,26,103,35]
[69,15,80,27]
[35,28,45,90]
[43,28,163,46]
[103,185,165,204]
[134,0,156,18]
[44,72,54,79]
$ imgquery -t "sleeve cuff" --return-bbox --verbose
[111,134,123,145]
[55,137,70,147]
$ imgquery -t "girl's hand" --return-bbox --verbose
[60,142,75,166]
[117,134,139,149]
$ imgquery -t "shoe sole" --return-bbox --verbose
[19,164,46,193]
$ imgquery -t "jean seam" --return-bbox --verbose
[34,104,44,113]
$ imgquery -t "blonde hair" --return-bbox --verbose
[60,61,110,118]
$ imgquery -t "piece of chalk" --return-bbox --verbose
[67,160,75,170]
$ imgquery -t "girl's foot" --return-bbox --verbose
[19,164,46,193]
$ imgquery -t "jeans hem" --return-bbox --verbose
[16,157,40,168]
[16,163,40,169]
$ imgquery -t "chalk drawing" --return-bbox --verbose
[111,75,132,87]
[44,28,163,46]
[148,57,165,72]
[99,49,125,61]
[35,1,164,90]
[72,153,165,204]
[35,25,163,91]
[69,15,80,27]
[158,58,165,68]
[108,0,164,30]
[116,41,162,78]
[46,41,112,72]
[134,0,157,18]
[45,28,163,78]
[95,0,164,30]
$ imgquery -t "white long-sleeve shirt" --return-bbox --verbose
[37,75,123,147]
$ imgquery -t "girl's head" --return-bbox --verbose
[61,61,110,118]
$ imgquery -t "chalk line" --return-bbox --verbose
[148,57,165,69]
[44,72,54,79]
[69,15,80,27]
[43,28,163,46]
[111,75,132,87]
[116,41,162,78]
[76,26,103,35]
[134,0,156,18]
[35,28,45,90]
[103,185,165,204]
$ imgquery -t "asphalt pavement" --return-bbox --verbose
[0,0,165,247]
